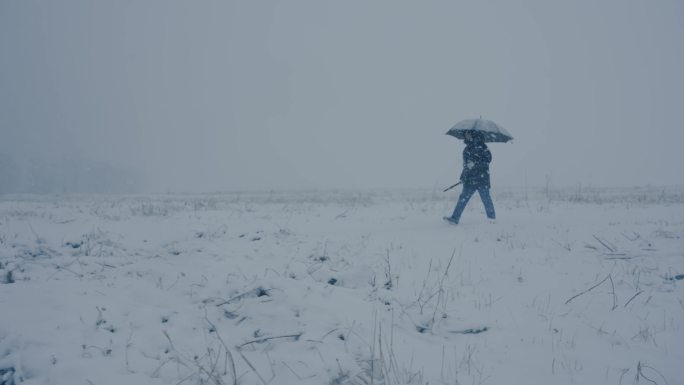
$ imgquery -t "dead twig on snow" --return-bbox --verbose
[565,274,616,307]
[237,333,302,349]
[624,291,645,308]
[592,234,616,253]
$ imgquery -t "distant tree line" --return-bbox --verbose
[0,153,145,194]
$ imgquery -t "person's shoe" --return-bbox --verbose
[443,216,459,225]
[488,218,496,224]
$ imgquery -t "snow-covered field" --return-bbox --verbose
[1,187,683,385]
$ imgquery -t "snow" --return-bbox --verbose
[1,187,683,385]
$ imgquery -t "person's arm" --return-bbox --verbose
[461,147,474,181]
[484,148,492,164]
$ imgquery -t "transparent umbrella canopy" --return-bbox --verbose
[446,118,513,143]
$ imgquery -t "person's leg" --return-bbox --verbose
[450,186,476,222]
[478,187,496,219]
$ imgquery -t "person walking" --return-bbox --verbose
[444,130,496,224]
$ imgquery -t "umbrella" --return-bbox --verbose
[446,118,513,143]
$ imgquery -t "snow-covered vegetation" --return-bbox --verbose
[1,186,683,385]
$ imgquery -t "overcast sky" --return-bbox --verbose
[1,0,683,192]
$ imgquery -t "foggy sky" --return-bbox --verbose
[1,0,683,193]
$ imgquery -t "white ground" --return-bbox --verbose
[1,187,683,385]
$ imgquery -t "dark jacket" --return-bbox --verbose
[460,137,492,189]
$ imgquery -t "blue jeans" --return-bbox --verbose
[450,185,496,222]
